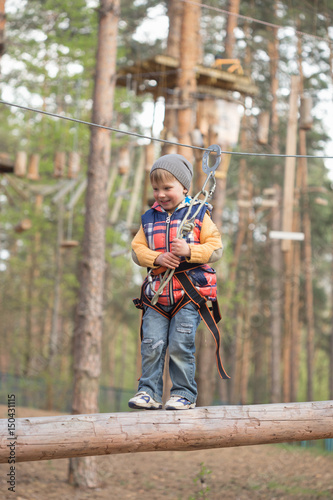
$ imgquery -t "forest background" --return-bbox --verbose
[0,0,333,416]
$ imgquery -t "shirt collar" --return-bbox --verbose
[152,196,193,213]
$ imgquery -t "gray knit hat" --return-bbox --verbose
[150,154,193,192]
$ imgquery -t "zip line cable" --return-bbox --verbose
[180,0,333,44]
[0,99,207,152]
[1,99,333,160]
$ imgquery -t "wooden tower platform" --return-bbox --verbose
[116,54,258,99]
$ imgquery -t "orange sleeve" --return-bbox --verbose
[188,213,223,264]
[131,225,162,268]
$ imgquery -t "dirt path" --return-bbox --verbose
[0,406,332,499]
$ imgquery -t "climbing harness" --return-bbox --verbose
[134,145,230,380]
[148,144,222,306]
[134,260,230,380]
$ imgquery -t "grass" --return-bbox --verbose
[266,481,333,497]
[276,441,333,458]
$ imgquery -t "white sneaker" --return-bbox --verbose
[165,396,196,410]
[128,391,162,410]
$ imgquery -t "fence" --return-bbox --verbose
[0,371,134,414]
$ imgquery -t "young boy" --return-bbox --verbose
[128,153,223,410]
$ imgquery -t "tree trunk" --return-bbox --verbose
[126,147,145,228]
[161,0,183,156]
[196,329,217,406]
[24,233,41,377]
[49,201,64,367]
[325,9,333,402]
[176,0,215,406]
[224,0,240,58]
[229,303,243,404]
[300,132,315,402]
[290,242,301,403]
[166,0,183,59]
[109,154,131,224]
[290,165,301,403]
[240,187,254,405]
[296,26,315,403]
[270,185,282,404]
[253,324,264,404]
[228,119,249,404]
[282,75,299,402]
[225,115,249,304]
[177,0,200,162]
[0,0,5,64]
[330,241,333,400]
[47,200,64,410]
[69,0,119,488]
[240,311,251,405]
[268,15,282,404]
[290,28,303,401]
[281,76,299,252]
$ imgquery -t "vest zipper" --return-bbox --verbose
[165,214,174,306]
[166,215,171,250]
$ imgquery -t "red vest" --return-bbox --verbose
[142,199,217,306]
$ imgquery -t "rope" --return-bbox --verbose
[0,100,206,153]
[1,99,333,161]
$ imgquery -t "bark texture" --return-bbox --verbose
[1,401,332,463]
[166,0,183,59]
[268,16,282,404]
[224,0,240,58]
[177,0,200,161]
[70,0,119,488]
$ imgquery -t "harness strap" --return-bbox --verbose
[133,278,171,341]
[133,267,230,380]
[173,272,230,380]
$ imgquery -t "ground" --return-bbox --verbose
[0,406,332,499]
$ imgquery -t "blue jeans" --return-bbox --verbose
[138,302,201,404]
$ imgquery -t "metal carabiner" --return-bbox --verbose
[202,144,222,175]
[201,144,222,196]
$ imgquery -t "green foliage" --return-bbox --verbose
[188,462,212,500]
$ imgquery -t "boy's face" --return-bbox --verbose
[151,177,186,213]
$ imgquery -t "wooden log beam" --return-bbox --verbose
[1,401,332,464]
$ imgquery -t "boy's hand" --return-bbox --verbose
[171,238,191,258]
[155,252,181,269]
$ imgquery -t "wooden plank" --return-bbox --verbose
[269,231,304,241]
[0,401,332,464]
[0,153,14,173]
[154,53,179,68]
